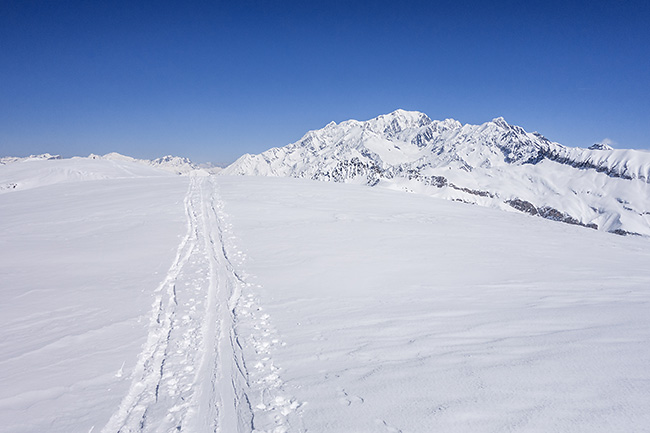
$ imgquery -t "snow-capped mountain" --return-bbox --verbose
[223,109,650,236]
[2,152,217,175]
[0,153,62,164]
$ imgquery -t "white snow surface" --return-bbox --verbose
[90,152,220,176]
[0,153,222,194]
[0,157,176,193]
[0,174,188,432]
[1,159,650,432]
[0,153,62,164]
[223,110,650,236]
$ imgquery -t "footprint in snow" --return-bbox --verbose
[338,388,364,406]
[374,418,404,433]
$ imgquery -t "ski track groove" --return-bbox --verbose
[100,176,300,433]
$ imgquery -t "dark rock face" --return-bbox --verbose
[506,199,538,215]
[506,199,599,231]
[610,228,641,236]
[450,184,493,198]
[313,158,382,184]
[589,143,614,151]
[539,148,638,182]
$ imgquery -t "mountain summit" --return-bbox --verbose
[223,110,650,236]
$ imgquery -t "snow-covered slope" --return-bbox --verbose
[0,156,175,193]
[219,176,650,433]
[0,153,221,193]
[0,153,62,164]
[0,174,190,433]
[90,152,221,175]
[223,110,650,236]
[1,159,650,432]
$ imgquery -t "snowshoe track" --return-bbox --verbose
[101,176,253,433]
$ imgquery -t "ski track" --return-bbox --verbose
[100,176,301,433]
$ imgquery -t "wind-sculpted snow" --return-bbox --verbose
[0,176,189,432]
[0,171,301,433]
[223,109,650,235]
[1,164,650,432]
[217,175,650,433]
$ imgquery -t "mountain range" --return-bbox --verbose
[1,152,222,175]
[223,109,650,236]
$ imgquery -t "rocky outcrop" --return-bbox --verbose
[506,199,598,230]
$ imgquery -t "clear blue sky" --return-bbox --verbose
[1,0,649,164]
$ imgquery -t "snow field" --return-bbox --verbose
[2,161,650,432]
[215,175,650,433]
[101,175,265,432]
[0,176,188,433]
[0,157,175,193]
[0,169,303,433]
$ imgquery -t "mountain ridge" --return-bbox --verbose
[223,110,650,236]
[2,152,221,175]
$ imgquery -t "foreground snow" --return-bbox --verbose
[0,174,188,432]
[219,176,650,432]
[1,166,650,432]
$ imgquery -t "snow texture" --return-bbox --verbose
[1,158,650,432]
[0,152,217,196]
